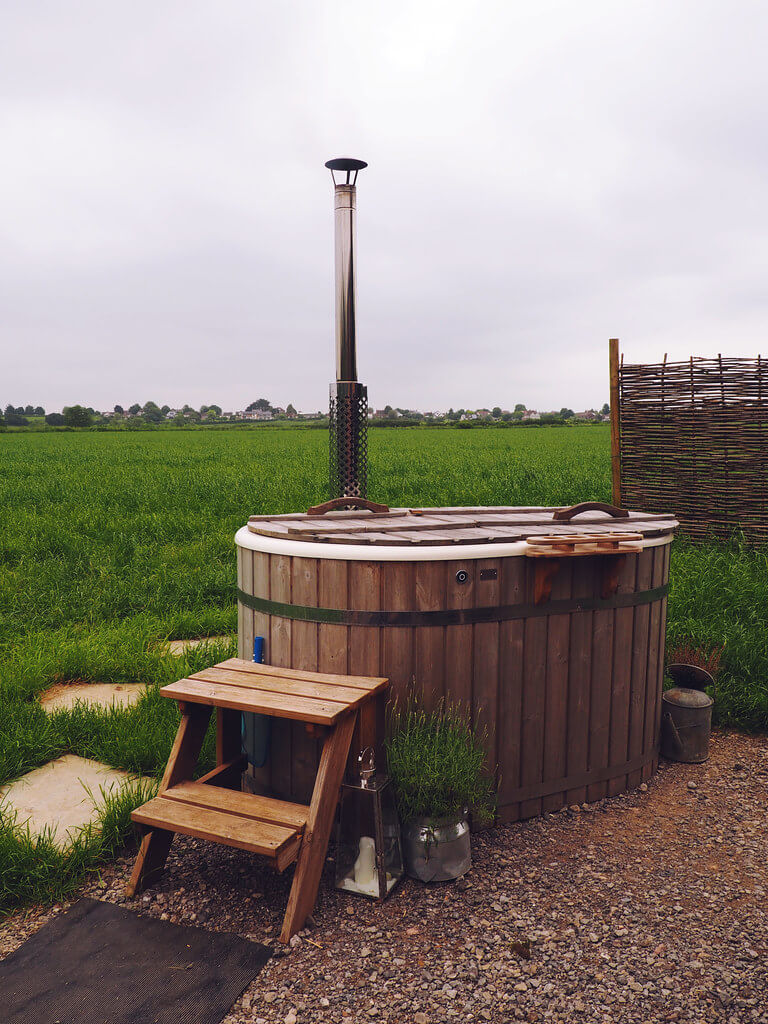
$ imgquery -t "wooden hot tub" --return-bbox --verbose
[235,501,677,820]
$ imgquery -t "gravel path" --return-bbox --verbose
[2,729,767,1023]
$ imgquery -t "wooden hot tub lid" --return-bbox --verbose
[246,503,678,547]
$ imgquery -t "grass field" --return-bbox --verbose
[1,424,767,911]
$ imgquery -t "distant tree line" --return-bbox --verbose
[1,398,611,430]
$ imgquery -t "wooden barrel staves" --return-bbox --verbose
[236,503,677,818]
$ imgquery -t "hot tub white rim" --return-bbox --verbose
[234,525,675,562]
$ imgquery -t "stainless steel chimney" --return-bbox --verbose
[326,157,368,499]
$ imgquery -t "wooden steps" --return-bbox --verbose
[132,781,309,873]
[127,658,388,941]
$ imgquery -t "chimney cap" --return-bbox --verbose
[325,157,367,171]
[325,157,367,186]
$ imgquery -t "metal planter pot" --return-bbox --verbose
[402,816,471,882]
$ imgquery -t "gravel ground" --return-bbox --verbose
[2,729,767,1023]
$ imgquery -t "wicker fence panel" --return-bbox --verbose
[618,355,768,540]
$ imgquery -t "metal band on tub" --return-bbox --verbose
[236,583,669,628]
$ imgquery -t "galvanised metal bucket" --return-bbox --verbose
[660,687,714,763]
[402,816,471,882]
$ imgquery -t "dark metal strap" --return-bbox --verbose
[501,749,657,804]
[236,583,669,627]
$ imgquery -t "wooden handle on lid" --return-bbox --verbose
[553,501,629,521]
[307,496,390,515]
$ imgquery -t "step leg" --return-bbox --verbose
[216,707,244,789]
[126,703,212,897]
[280,710,357,943]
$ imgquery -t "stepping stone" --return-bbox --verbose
[40,682,147,713]
[0,755,154,846]
[165,636,229,654]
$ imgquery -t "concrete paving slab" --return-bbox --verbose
[0,755,154,846]
[165,635,229,654]
[39,682,147,713]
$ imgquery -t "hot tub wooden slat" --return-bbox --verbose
[290,556,321,807]
[586,597,614,803]
[473,558,501,788]
[414,561,447,713]
[270,553,294,799]
[497,559,526,822]
[607,553,636,798]
[542,562,572,814]
[565,559,595,807]
[628,549,654,790]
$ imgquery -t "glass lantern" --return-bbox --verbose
[335,747,404,900]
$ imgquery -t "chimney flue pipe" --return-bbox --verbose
[325,157,368,499]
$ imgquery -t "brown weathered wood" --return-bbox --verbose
[348,561,384,772]
[247,549,272,795]
[132,796,300,863]
[317,559,349,677]
[164,781,309,831]
[270,553,293,802]
[444,558,475,711]
[127,705,212,895]
[496,557,526,823]
[565,561,594,806]
[280,710,357,942]
[607,553,637,797]
[415,562,446,714]
[246,504,677,546]
[381,562,415,701]
[627,549,653,790]
[291,557,321,806]
[609,337,622,506]
[213,658,384,691]
[216,708,242,788]
[541,563,572,813]
[519,564,547,820]
[642,546,666,781]
[196,757,247,787]
[193,666,374,706]
[472,559,500,785]
[237,524,674,819]
[586,597,614,803]
[161,678,346,724]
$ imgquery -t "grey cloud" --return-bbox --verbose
[2,0,768,413]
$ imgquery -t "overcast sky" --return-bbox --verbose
[2,1,768,414]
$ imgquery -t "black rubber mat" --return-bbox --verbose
[0,897,270,1024]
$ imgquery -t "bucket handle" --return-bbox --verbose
[307,496,390,515]
[553,501,630,521]
[662,711,684,756]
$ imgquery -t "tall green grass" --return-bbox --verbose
[1,424,767,912]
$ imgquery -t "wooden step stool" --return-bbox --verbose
[126,658,388,942]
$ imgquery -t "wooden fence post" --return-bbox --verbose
[609,338,621,507]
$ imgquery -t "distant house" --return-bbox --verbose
[574,410,598,421]
[237,409,273,421]
[522,410,540,421]
[476,409,492,419]
[460,412,479,421]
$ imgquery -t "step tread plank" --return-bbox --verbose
[190,666,370,707]
[165,781,309,831]
[161,678,344,723]
[213,658,388,692]
[131,795,299,858]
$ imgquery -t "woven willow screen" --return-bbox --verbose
[616,354,768,540]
